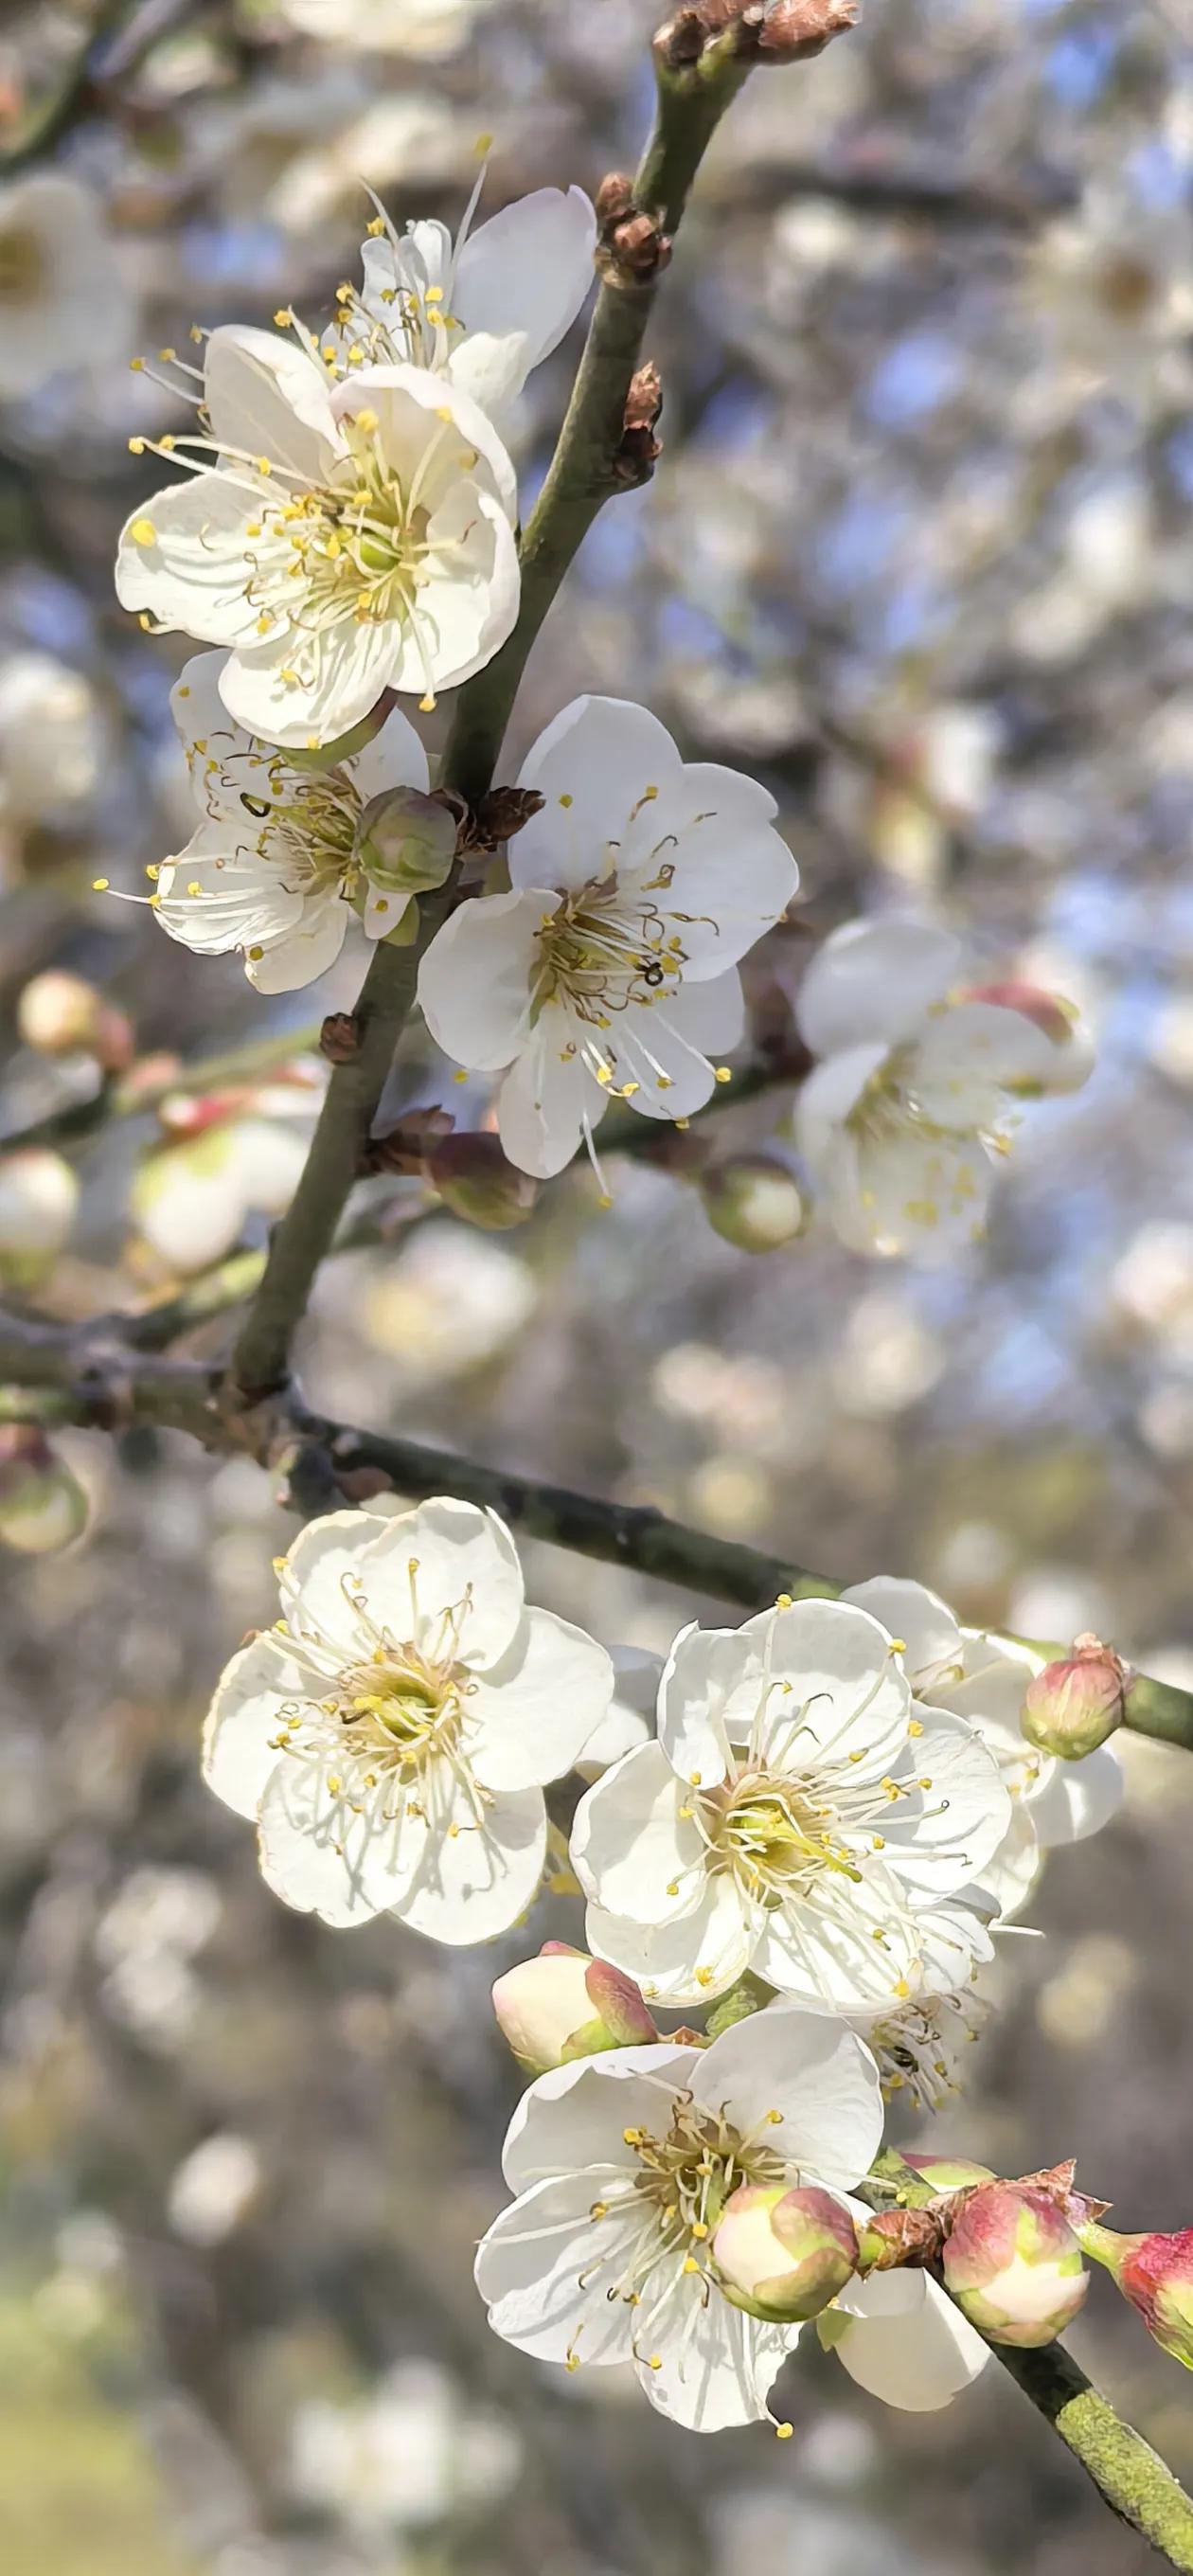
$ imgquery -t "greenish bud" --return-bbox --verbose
[355,787,457,896]
[700,1154,808,1253]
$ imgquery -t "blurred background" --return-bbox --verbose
[2,0,1193,2568]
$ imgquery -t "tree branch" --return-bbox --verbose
[866,2156,1193,2571]
[0,1022,323,1157]
[0,1304,1188,1756]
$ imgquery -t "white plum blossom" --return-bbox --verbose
[474,2005,883,2430]
[0,171,133,400]
[418,696,799,1181]
[348,181,596,425]
[795,920,1092,1261]
[203,1499,614,1940]
[151,651,438,990]
[116,330,519,746]
[843,1577,1124,1915]
[571,1597,1011,2012]
[577,1643,661,1780]
[290,2358,521,2537]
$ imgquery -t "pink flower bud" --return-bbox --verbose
[961,981,1092,1096]
[0,1426,89,1555]
[942,2184,1088,2349]
[426,1134,539,1231]
[17,971,133,1072]
[901,2155,996,2191]
[491,1946,656,2074]
[1080,2225,1193,2370]
[1021,1634,1131,1760]
[699,1154,809,1253]
[712,2184,859,2323]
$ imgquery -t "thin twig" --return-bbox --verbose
[0,1303,1187,1756]
[0,1023,323,1158]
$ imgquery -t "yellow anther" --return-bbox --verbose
[623,2128,642,2147]
[908,1717,924,1738]
[775,1592,792,1610]
[92,876,110,891]
[713,1065,732,1084]
[248,944,264,961]
[767,2109,784,2125]
[158,347,176,363]
[565,2353,580,2373]
[559,792,573,808]
[419,692,436,713]
[894,1978,912,1998]
[130,517,156,546]
[366,215,386,236]
[689,1771,702,1787]
[274,308,293,328]
[129,355,144,370]
[683,2258,701,2275]
[355,407,379,434]
[145,864,159,881]
[775,2422,794,2441]
[888,1637,907,1655]
[695,1968,715,1989]
[127,435,145,455]
[327,1775,342,1796]
[187,881,202,897]
[690,2222,709,2241]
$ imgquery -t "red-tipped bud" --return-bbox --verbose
[1022,1634,1131,1760]
[943,2184,1088,2349]
[491,1946,656,2074]
[962,980,1092,1096]
[17,971,133,1072]
[712,2184,859,2322]
[901,2154,997,2191]
[1080,2224,1193,2370]
[425,1133,539,1230]
[699,1154,809,1253]
[0,1426,89,1555]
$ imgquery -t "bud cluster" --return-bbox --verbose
[654,0,858,75]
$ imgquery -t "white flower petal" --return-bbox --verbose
[908,1000,1064,1132]
[577,1644,660,1776]
[570,1743,705,1921]
[204,323,346,480]
[495,1010,606,1180]
[155,832,306,958]
[512,696,684,890]
[454,187,596,381]
[841,1578,965,1690]
[203,1629,312,1819]
[417,887,545,1070]
[257,1753,416,1927]
[1026,1744,1124,1846]
[874,1711,1011,1900]
[219,614,404,752]
[245,896,349,992]
[585,1875,754,2008]
[976,1802,1042,1921]
[659,969,746,1056]
[465,1608,614,1791]
[329,360,518,524]
[501,2046,702,2192]
[832,2268,990,2410]
[796,919,962,1059]
[356,1496,525,1670]
[605,1001,720,1124]
[345,702,432,798]
[390,1773,546,1944]
[169,651,253,810]
[752,1599,914,1780]
[475,2172,641,2365]
[639,2282,791,2431]
[391,483,520,692]
[276,1510,393,1659]
[751,1856,922,2007]
[692,2005,883,2189]
[655,1619,757,1787]
[849,1124,995,1262]
[116,474,272,648]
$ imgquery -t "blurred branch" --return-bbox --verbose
[223,31,782,1406]
[1,0,124,172]
[0,1023,323,1156]
[868,2156,1193,2571]
[0,1298,1188,1757]
[706,153,1080,230]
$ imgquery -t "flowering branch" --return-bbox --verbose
[868,2156,1193,2571]
[0,1299,1188,1757]
[222,13,799,1403]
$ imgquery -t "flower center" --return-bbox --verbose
[330,1644,465,1773]
[532,880,684,1026]
[703,1768,863,1904]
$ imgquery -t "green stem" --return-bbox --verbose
[867,2156,1193,2571]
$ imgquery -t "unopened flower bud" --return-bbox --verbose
[0,1147,79,1290]
[712,2184,859,2323]
[426,1133,539,1230]
[901,2154,996,2191]
[1080,2224,1193,2370]
[1022,1635,1130,1761]
[942,2184,1088,2349]
[355,787,456,896]
[962,981,1093,1097]
[0,1426,89,1555]
[17,971,133,1072]
[700,1154,808,1253]
[491,1945,656,2074]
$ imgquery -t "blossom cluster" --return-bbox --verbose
[201,1493,1125,2433]
[108,177,1092,1256]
